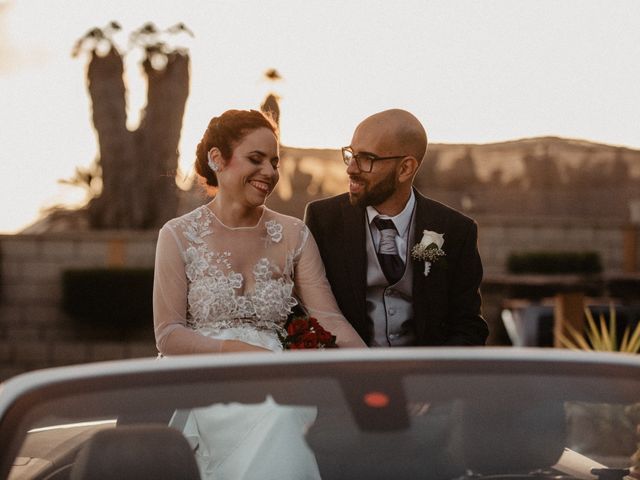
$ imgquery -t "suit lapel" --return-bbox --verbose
[411,191,443,340]
[341,200,367,324]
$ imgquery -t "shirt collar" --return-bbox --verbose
[366,190,415,238]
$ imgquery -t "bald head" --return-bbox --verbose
[355,109,428,162]
[347,109,428,213]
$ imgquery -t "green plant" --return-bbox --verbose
[557,304,640,353]
[559,304,640,470]
[507,251,602,275]
[62,268,154,340]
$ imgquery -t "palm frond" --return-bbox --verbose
[583,308,602,350]
[624,319,640,353]
[620,326,632,352]
[559,303,640,354]
[557,321,593,351]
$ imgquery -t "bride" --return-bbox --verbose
[153,109,366,479]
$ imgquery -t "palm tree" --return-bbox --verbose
[260,68,282,127]
[72,22,192,229]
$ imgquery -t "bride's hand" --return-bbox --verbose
[221,339,272,353]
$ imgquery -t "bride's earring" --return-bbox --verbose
[207,149,219,172]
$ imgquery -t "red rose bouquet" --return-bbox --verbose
[280,307,337,350]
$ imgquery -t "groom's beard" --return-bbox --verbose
[349,169,398,208]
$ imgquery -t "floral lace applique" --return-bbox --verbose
[184,246,232,281]
[251,258,298,322]
[181,208,213,245]
[265,219,283,243]
[173,208,307,338]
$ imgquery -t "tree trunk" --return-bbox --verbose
[85,47,189,229]
[86,48,134,228]
[261,93,280,126]
[134,52,190,228]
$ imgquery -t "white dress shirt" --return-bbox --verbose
[366,190,416,263]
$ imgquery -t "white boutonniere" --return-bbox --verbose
[411,230,446,277]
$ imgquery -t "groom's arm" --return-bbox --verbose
[304,200,330,263]
[443,220,488,346]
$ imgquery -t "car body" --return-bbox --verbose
[0,348,639,479]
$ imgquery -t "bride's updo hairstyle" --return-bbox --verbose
[195,109,278,187]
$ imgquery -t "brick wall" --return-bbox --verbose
[0,231,159,381]
[1,218,638,381]
[476,215,634,275]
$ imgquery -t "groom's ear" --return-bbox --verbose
[398,156,419,183]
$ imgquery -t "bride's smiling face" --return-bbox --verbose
[217,127,280,207]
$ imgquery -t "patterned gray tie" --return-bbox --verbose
[373,216,405,284]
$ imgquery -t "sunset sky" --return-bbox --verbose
[1,0,639,233]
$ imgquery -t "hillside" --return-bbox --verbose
[267,137,640,222]
[23,137,640,233]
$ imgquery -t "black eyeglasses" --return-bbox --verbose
[341,147,407,173]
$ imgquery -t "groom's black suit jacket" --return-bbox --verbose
[304,189,488,346]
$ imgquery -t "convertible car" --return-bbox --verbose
[0,348,638,479]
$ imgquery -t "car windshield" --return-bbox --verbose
[1,349,639,480]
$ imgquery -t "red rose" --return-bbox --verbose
[287,318,308,336]
[316,329,333,345]
[281,312,338,350]
[301,332,318,349]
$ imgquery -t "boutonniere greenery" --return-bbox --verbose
[411,230,446,277]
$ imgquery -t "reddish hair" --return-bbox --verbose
[195,109,278,187]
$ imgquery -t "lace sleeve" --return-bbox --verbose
[293,228,367,348]
[153,224,224,354]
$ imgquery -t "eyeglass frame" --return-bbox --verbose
[341,147,408,173]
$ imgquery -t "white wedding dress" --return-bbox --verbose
[153,204,365,479]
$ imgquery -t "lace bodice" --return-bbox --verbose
[153,205,366,353]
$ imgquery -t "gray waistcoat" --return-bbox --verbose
[365,215,417,347]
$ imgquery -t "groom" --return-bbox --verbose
[305,109,488,347]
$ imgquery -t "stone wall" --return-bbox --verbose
[476,215,634,275]
[1,218,638,381]
[0,231,159,381]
